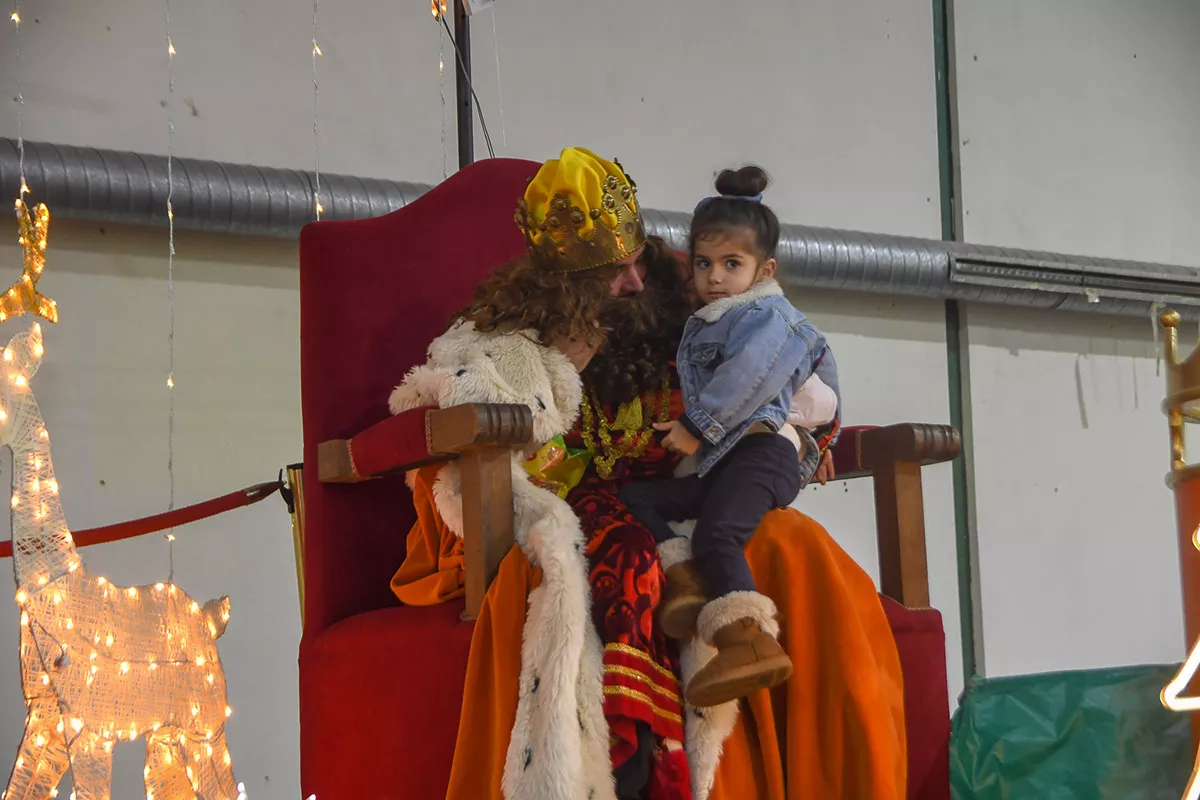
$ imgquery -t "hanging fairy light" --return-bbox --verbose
[311,0,324,218]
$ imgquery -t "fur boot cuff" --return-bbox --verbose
[658,536,694,571]
[697,591,779,643]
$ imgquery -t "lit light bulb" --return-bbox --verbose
[10,11,19,23]
[19,612,27,626]
[14,589,25,604]
[71,718,83,732]
[312,41,322,56]
[166,374,174,389]
[40,674,48,685]
[66,618,73,630]
[120,662,130,674]
[190,601,200,613]
[167,39,176,56]
[31,342,42,357]
[127,586,138,598]
[34,734,45,747]
[97,576,106,586]
[155,582,165,591]
[225,705,232,718]
[195,655,205,666]
[105,634,114,646]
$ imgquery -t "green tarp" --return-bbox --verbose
[950,664,1193,799]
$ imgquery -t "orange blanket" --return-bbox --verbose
[393,466,907,799]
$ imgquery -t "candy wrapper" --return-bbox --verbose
[523,435,594,499]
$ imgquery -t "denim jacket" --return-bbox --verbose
[677,279,840,477]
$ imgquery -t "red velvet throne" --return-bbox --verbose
[298,157,957,800]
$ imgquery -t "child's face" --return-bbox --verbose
[691,232,777,304]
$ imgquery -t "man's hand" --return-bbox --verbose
[653,420,701,456]
[813,448,835,485]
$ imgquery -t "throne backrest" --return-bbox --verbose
[299,158,541,636]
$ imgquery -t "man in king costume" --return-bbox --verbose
[391,148,908,800]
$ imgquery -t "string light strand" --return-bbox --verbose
[311,0,323,219]
[489,7,507,149]
[165,0,177,579]
[438,20,447,179]
[10,0,28,196]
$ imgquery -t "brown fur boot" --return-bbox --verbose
[684,592,792,708]
[659,561,707,640]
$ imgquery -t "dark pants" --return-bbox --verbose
[620,432,803,598]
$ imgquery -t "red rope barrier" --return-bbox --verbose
[0,481,282,559]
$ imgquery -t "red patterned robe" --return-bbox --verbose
[565,376,690,795]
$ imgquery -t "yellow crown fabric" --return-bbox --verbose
[515,147,647,273]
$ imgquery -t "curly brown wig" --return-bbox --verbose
[455,236,695,406]
[456,255,624,348]
[583,236,695,405]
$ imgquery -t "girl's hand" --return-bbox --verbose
[653,421,701,456]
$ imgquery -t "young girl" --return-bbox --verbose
[620,165,841,708]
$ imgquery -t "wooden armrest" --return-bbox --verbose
[858,422,960,470]
[317,403,533,483]
[317,402,533,620]
[850,423,960,609]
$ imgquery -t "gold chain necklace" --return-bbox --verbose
[580,373,672,479]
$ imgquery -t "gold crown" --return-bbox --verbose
[514,149,647,274]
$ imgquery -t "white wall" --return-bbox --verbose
[472,0,942,232]
[955,0,1200,677]
[0,0,453,183]
[0,221,302,799]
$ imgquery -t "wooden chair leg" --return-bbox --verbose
[286,464,307,627]
[459,448,516,620]
[873,460,931,608]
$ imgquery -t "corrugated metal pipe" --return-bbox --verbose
[4,137,1199,319]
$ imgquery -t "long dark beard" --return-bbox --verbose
[582,242,694,406]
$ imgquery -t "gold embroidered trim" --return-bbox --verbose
[347,439,361,478]
[605,664,681,704]
[602,686,683,724]
[424,410,434,455]
[580,373,671,479]
[606,642,678,684]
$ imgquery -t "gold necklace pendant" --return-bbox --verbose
[580,374,672,479]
